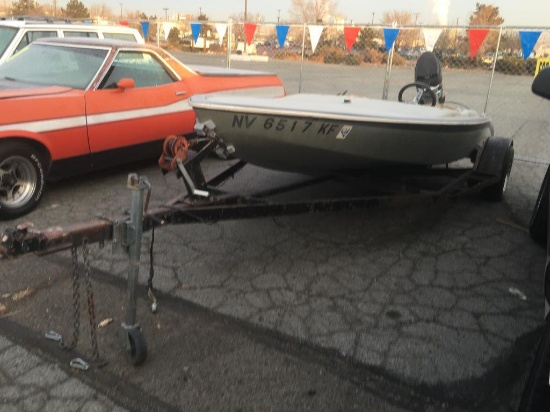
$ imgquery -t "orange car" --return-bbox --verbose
[0,37,285,219]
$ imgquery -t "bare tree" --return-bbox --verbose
[89,3,113,20]
[382,10,413,26]
[289,0,338,23]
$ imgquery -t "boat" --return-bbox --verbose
[189,92,494,174]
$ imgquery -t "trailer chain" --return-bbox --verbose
[82,239,100,360]
[147,227,157,313]
[63,245,81,351]
[61,240,100,361]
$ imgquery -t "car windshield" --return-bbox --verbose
[0,43,109,89]
[0,26,18,58]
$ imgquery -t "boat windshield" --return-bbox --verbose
[0,26,17,58]
[0,43,109,89]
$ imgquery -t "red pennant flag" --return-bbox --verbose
[244,23,257,46]
[119,21,129,26]
[468,29,489,60]
[344,27,361,53]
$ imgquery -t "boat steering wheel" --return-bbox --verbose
[398,82,437,106]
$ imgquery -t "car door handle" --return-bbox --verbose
[175,91,187,96]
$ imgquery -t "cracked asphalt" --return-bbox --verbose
[1,59,549,411]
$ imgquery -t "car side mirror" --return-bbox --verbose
[532,68,550,100]
[117,78,135,90]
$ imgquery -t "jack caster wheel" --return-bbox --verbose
[125,328,148,366]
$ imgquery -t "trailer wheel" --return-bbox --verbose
[125,328,148,366]
[477,137,514,202]
[0,142,46,219]
[529,164,550,245]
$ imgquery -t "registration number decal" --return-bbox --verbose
[232,114,348,138]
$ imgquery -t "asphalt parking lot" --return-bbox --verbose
[1,58,550,411]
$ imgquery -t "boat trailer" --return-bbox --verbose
[0,124,513,366]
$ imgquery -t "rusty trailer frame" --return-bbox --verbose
[0,131,512,365]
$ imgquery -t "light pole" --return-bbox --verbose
[119,2,123,19]
[277,9,280,23]
[244,0,247,22]
[199,7,202,17]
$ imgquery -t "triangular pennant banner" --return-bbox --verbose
[519,31,542,60]
[344,26,361,53]
[276,25,290,48]
[383,28,400,52]
[215,23,227,45]
[244,23,257,46]
[422,28,442,52]
[467,29,489,60]
[191,23,202,44]
[162,22,174,40]
[119,21,128,26]
[141,21,149,39]
[308,25,324,53]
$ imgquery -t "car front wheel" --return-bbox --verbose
[0,142,46,220]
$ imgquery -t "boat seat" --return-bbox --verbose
[415,52,445,104]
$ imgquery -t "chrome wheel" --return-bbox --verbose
[0,155,38,209]
[0,142,45,219]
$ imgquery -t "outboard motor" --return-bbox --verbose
[415,52,445,104]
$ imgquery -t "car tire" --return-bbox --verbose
[0,142,46,220]
[517,312,550,412]
[529,164,550,246]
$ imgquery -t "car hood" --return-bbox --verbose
[0,80,74,99]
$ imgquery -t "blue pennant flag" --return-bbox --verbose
[383,28,400,52]
[519,30,542,60]
[191,23,202,43]
[276,25,289,48]
[141,21,149,39]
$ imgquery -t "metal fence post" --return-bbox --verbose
[382,42,395,100]
[484,27,503,114]
[299,23,306,94]
[227,19,232,69]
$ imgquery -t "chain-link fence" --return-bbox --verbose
[138,20,550,223]
[138,21,547,165]
[142,22,547,110]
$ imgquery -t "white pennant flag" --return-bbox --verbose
[215,23,227,45]
[163,22,175,41]
[423,28,442,52]
[308,25,324,53]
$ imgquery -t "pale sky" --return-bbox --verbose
[82,0,549,27]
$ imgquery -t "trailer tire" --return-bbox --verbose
[0,142,46,220]
[478,138,514,202]
[529,164,550,246]
[125,328,148,366]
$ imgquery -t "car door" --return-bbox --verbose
[84,49,194,168]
